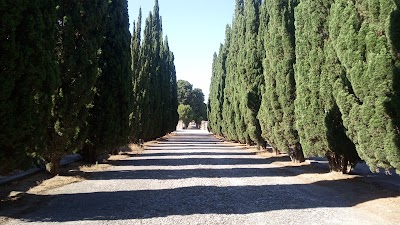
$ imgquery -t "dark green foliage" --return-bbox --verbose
[161,37,179,134]
[177,80,207,127]
[81,0,132,162]
[241,0,264,146]
[294,0,361,171]
[258,0,304,162]
[177,80,193,105]
[294,0,331,160]
[43,0,108,174]
[131,0,178,141]
[327,0,400,171]
[0,0,59,174]
[222,0,245,142]
[190,88,207,125]
[178,104,194,128]
[130,8,142,142]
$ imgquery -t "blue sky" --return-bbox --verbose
[127,0,235,101]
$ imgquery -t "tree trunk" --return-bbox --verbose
[325,151,349,174]
[289,143,305,163]
[80,145,99,164]
[45,155,61,175]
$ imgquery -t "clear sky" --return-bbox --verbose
[127,0,235,101]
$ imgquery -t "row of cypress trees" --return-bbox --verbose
[0,0,178,175]
[208,0,400,173]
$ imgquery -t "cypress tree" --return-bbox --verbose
[163,38,179,133]
[294,0,360,172]
[258,0,304,162]
[81,0,132,162]
[241,0,264,146]
[294,0,331,162]
[130,8,142,142]
[137,14,153,141]
[223,0,245,142]
[214,26,232,137]
[145,0,163,140]
[43,0,107,174]
[0,0,59,173]
[209,51,220,133]
[327,0,400,171]
[131,1,177,141]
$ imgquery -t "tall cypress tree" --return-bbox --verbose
[137,14,153,141]
[81,0,132,162]
[223,0,245,142]
[162,37,179,133]
[130,8,142,142]
[209,51,220,133]
[327,0,400,171]
[241,0,264,146]
[0,0,59,173]
[145,0,163,140]
[258,0,304,162]
[295,0,360,172]
[294,0,331,162]
[43,0,107,174]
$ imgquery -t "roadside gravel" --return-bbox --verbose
[2,129,399,225]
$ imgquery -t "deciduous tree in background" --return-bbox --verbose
[178,104,194,128]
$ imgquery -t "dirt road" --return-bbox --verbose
[2,129,399,224]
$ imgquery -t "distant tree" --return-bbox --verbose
[0,0,59,173]
[178,104,194,128]
[190,88,207,126]
[81,0,132,163]
[177,80,193,105]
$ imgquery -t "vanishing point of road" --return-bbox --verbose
[3,129,399,225]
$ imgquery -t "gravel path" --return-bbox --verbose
[3,130,398,225]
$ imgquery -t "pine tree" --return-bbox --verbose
[0,0,59,173]
[258,0,304,162]
[81,0,132,162]
[43,0,108,174]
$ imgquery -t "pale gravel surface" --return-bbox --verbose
[3,130,397,225]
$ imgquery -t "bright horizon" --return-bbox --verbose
[127,0,235,101]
